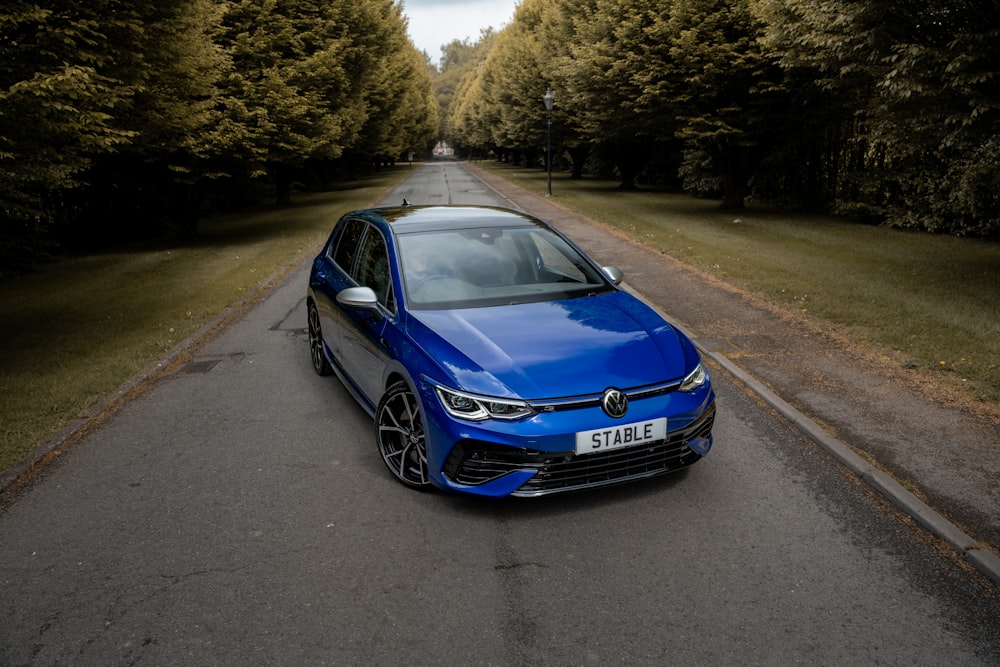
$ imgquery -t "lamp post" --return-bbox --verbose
[543,88,554,197]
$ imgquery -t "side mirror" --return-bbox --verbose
[602,266,624,285]
[337,286,379,310]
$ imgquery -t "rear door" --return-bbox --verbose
[312,218,367,368]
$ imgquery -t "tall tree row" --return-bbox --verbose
[753,0,1000,235]
[445,0,1000,236]
[0,0,438,269]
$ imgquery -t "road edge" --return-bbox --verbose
[628,285,1000,587]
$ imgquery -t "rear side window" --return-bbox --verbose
[332,218,367,273]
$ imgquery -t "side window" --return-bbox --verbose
[332,218,367,273]
[355,229,394,311]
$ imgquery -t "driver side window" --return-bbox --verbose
[355,229,394,312]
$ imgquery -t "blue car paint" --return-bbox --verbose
[307,205,716,497]
[406,292,689,400]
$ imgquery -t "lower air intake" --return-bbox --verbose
[444,405,715,497]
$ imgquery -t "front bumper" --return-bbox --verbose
[418,379,716,497]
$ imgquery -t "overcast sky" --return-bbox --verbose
[401,0,517,63]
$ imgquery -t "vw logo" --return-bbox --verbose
[601,388,628,418]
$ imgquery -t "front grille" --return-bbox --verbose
[443,404,715,497]
[526,379,682,413]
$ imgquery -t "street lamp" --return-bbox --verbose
[543,88,554,197]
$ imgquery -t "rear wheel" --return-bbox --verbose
[307,302,333,376]
[376,381,431,490]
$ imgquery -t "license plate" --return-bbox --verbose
[575,418,667,455]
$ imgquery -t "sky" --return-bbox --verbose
[401,0,517,64]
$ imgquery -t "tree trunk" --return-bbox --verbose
[568,145,588,179]
[614,140,650,191]
[719,144,754,210]
[268,162,294,207]
[171,181,203,240]
[720,186,747,210]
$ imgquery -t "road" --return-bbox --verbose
[2,162,999,665]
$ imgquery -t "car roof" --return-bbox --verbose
[359,205,542,235]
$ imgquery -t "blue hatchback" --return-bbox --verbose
[307,205,716,497]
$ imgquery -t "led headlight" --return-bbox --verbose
[432,383,535,421]
[679,363,708,393]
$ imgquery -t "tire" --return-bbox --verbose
[376,381,431,490]
[307,302,333,376]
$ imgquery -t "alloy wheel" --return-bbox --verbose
[376,381,431,489]
[308,302,332,376]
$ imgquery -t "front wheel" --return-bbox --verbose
[376,381,431,490]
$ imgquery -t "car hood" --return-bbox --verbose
[407,291,692,399]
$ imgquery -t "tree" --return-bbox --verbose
[552,0,667,189]
[1,0,447,264]
[443,30,499,157]
[435,32,501,145]
[875,1,1000,234]
[0,2,138,262]
[665,0,789,208]
[476,17,549,161]
[353,30,439,166]
[216,0,424,204]
[83,0,235,240]
[755,0,1000,235]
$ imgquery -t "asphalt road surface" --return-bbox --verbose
[2,162,999,665]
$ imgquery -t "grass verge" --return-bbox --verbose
[480,162,1000,405]
[0,168,411,472]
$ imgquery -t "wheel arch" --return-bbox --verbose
[380,360,436,431]
[384,369,409,393]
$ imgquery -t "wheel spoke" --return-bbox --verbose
[382,400,406,432]
[398,441,417,481]
[413,446,428,484]
[402,394,416,424]
[398,394,426,483]
[379,423,408,437]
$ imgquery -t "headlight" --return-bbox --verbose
[679,363,708,393]
[432,384,535,421]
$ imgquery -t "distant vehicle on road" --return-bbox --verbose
[307,205,716,497]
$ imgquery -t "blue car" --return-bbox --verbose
[307,205,716,497]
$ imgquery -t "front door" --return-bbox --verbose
[338,226,394,408]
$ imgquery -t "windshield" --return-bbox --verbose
[398,225,612,309]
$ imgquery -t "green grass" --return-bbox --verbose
[481,162,1000,404]
[0,168,412,472]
